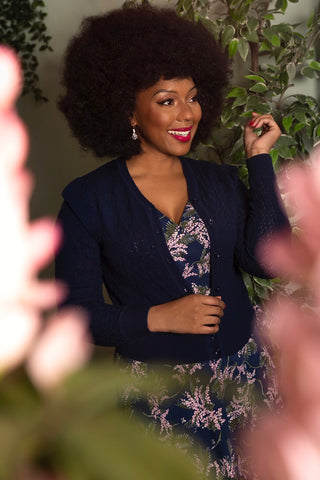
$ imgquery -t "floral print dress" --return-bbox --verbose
[118,203,279,480]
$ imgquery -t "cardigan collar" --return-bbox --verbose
[116,156,200,210]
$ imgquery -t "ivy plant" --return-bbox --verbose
[0,0,52,101]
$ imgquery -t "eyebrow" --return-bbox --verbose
[152,85,197,97]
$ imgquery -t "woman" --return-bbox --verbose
[56,4,288,479]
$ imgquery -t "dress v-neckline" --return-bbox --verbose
[157,201,192,227]
[120,158,190,225]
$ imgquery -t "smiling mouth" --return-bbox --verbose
[168,128,192,142]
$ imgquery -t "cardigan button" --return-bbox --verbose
[214,252,220,259]
[214,348,221,356]
[208,218,213,225]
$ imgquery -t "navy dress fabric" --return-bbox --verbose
[118,203,277,479]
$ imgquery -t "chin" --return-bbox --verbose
[168,143,192,157]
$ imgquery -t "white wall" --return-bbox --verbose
[18,0,319,228]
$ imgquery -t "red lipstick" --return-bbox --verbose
[168,126,192,143]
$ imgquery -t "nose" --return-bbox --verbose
[176,100,193,122]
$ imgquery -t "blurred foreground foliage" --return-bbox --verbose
[0,360,202,480]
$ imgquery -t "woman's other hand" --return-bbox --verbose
[147,294,225,334]
[244,113,281,158]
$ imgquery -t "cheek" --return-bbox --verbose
[141,108,170,131]
[150,109,173,129]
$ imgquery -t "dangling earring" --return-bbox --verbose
[132,126,138,141]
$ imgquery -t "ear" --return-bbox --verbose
[130,113,137,128]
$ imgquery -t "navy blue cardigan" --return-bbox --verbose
[56,154,288,363]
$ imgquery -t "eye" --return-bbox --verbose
[188,95,199,103]
[157,98,174,106]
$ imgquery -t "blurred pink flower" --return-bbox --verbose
[0,45,22,110]
[27,309,92,391]
[245,148,320,480]
[258,156,320,295]
[0,46,92,385]
[0,305,40,372]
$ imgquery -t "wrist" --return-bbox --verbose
[147,304,167,332]
[247,149,270,158]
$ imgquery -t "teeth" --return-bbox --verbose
[168,130,191,137]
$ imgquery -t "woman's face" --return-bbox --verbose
[131,77,202,159]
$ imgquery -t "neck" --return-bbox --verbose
[126,152,180,177]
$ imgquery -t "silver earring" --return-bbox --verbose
[132,126,138,141]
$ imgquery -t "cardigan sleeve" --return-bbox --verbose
[55,200,150,347]
[233,153,289,278]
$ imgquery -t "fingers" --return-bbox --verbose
[248,113,279,131]
[148,294,226,334]
[200,294,226,309]
[193,295,225,332]
[200,323,221,334]
[245,113,281,157]
[201,305,224,320]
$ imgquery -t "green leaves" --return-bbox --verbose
[228,38,238,58]
[227,86,247,98]
[282,116,293,132]
[222,24,236,47]
[275,0,288,12]
[249,83,268,93]
[309,60,320,71]
[238,38,249,61]
[286,63,296,81]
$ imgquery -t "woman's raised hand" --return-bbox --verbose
[147,294,225,334]
[244,112,281,159]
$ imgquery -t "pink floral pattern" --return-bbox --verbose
[118,334,278,480]
[159,202,211,295]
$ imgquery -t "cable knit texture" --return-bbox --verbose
[55,154,289,363]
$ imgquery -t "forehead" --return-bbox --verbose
[137,77,196,99]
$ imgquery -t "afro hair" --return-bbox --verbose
[58,4,230,159]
